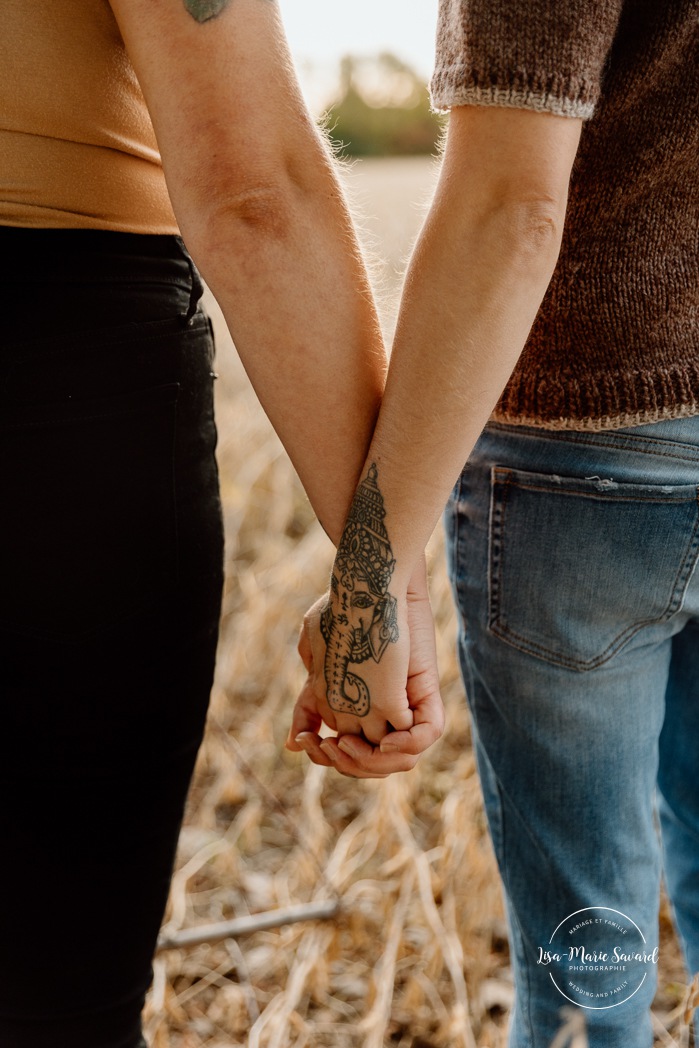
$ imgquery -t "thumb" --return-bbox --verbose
[286,698,321,750]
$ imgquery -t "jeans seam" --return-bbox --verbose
[507,899,536,1046]
[501,483,696,504]
[487,422,699,463]
[487,469,507,638]
[484,751,535,1045]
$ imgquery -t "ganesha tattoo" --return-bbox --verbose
[321,463,399,717]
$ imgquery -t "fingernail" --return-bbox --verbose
[337,739,357,758]
[380,740,398,753]
[320,742,339,763]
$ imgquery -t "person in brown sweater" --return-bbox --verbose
[0,2,445,1045]
[291,1,698,1045]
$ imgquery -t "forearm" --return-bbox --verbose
[110,0,385,545]
[357,192,563,582]
[339,108,581,586]
[181,151,385,545]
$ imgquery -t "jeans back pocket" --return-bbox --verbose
[488,467,699,669]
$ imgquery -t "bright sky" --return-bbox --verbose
[280,0,439,110]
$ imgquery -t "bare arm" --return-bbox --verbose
[108,0,385,542]
[298,105,581,775]
[109,0,445,770]
[361,106,582,585]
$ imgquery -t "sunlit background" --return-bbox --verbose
[280,0,439,114]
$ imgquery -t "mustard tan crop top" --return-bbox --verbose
[1,0,178,233]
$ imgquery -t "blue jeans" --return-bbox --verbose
[445,417,699,1048]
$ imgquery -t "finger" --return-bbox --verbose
[318,736,419,777]
[387,706,414,732]
[319,738,392,778]
[333,711,365,737]
[285,686,324,750]
[332,689,414,741]
[380,685,445,756]
[285,700,320,750]
[352,700,413,744]
[361,721,389,745]
[334,711,387,746]
[334,710,413,747]
[294,732,334,767]
[378,719,442,756]
[330,702,414,747]
[293,677,340,734]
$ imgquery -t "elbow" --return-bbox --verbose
[446,193,567,289]
[518,198,565,251]
[177,170,308,286]
[181,176,298,261]
[209,181,296,238]
[496,196,566,269]
[172,123,335,260]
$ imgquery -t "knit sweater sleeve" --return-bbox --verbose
[430,0,625,118]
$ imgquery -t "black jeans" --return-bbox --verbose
[0,229,224,1047]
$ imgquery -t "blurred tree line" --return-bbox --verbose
[326,53,445,157]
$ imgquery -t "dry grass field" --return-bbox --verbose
[142,157,694,1048]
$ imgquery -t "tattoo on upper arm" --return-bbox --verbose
[183,0,230,23]
[183,0,273,21]
[321,463,399,718]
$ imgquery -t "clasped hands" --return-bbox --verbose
[286,559,445,778]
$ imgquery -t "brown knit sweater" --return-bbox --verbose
[431,0,699,430]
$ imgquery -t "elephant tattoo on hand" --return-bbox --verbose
[321,463,399,717]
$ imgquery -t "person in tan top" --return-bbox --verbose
[1,0,178,232]
[1,2,444,1045]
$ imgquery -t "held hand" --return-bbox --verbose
[289,587,413,746]
[286,560,444,778]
